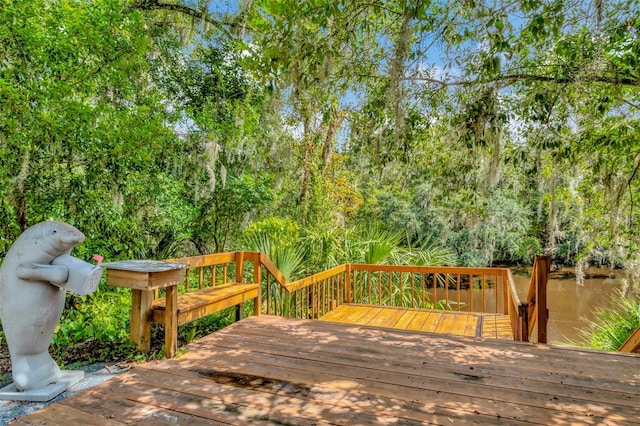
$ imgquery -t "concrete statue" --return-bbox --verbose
[0,221,102,401]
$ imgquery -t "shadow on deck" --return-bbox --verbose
[13,315,640,425]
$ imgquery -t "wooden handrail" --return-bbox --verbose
[258,252,288,286]
[503,268,528,341]
[350,264,510,275]
[167,252,237,267]
[619,326,640,353]
[285,265,347,292]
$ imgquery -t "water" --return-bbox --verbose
[511,267,623,345]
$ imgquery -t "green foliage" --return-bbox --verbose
[176,308,235,346]
[396,243,458,267]
[573,291,640,351]
[193,173,275,253]
[360,228,402,265]
[242,216,301,251]
[3,0,640,367]
[242,217,306,280]
[52,288,131,349]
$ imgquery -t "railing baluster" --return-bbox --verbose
[280,287,285,316]
[456,274,461,311]
[482,274,486,313]
[494,274,499,313]
[444,274,449,308]
[353,270,358,303]
[318,280,322,317]
[345,265,351,303]
[320,280,324,316]
[325,279,329,314]
[432,273,437,308]
[324,279,327,314]
[266,273,271,315]
[420,273,426,309]
[410,273,415,308]
[469,274,473,312]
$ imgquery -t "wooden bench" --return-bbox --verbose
[151,282,260,326]
[104,252,262,357]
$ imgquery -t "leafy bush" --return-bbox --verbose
[52,287,131,349]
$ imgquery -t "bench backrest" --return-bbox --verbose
[165,252,261,293]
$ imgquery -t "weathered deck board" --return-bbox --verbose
[196,326,636,404]
[13,316,640,425]
[321,304,505,339]
[393,308,418,329]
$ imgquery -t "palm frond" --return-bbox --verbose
[572,291,640,351]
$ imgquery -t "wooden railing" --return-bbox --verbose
[525,255,551,343]
[347,264,508,312]
[254,254,550,343]
[155,251,549,343]
[166,251,263,303]
[265,264,348,318]
[619,326,640,353]
[503,267,528,341]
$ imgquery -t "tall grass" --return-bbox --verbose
[573,291,640,351]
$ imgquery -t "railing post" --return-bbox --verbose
[253,253,262,316]
[536,255,550,344]
[235,251,245,283]
[524,255,550,343]
[519,302,529,342]
[502,270,509,316]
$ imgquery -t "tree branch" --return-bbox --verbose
[402,73,640,88]
[132,0,234,39]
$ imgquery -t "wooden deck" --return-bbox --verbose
[13,315,640,425]
[320,304,514,339]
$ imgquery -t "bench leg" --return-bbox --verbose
[165,285,178,357]
[235,304,242,322]
[254,293,261,316]
[130,289,153,352]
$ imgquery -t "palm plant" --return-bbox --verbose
[400,243,458,267]
[299,228,343,271]
[361,228,402,264]
[242,231,305,281]
[573,291,640,351]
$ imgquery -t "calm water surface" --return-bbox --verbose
[511,268,623,344]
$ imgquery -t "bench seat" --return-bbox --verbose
[151,283,260,326]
